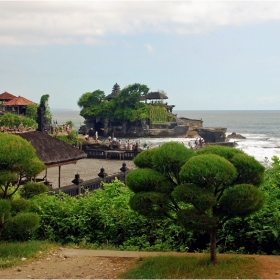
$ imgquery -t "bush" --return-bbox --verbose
[29,180,196,251]
[11,198,31,214]
[3,212,40,241]
[20,182,49,199]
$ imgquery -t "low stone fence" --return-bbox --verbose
[51,169,129,197]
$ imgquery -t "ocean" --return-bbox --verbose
[51,110,280,166]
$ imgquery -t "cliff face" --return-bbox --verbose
[82,116,227,143]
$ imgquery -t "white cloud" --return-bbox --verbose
[1,1,280,45]
[145,43,155,53]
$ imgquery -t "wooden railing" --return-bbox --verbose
[83,149,141,160]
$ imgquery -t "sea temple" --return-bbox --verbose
[79,83,227,143]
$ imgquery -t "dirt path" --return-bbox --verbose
[0,248,280,279]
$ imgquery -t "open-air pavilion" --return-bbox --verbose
[19,131,87,188]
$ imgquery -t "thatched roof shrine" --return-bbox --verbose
[19,131,87,188]
[19,131,86,167]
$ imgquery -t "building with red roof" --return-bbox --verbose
[2,95,37,115]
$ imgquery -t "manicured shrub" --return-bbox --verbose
[11,198,31,214]
[3,212,40,241]
[20,182,49,199]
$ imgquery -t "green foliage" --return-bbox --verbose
[230,153,265,186]
[149,105,173,124]
[152,142,195,184]
[197,145,265,186]
[38,94,52,124]
[0,197,41,242]
[3,212,40,241]
[29,180,195,251]
[126,169,174,193]
[78,83,150,121]
[39,94,50,106]
[78,90,106,118]
[127,143,265,263]
[0,113,37,129]
[54,131,83,148]
[20,182,49,199]
[113,83,150,121]
[217,156,280,254]
[0,241,58,269]
[26,104,38,121]
[133,148,159,168]
[179,154,237,187]
[219,184,264,217]
[65,120,74,129]
[0,200,12,225]
[0,133,45,199]
[0,170,18,195]
[197,145,243,160]
[11,198,31,214]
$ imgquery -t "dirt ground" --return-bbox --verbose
[0,248,280,279]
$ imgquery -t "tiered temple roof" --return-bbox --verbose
[106,83,121,100]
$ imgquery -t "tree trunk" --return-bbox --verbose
[209,228,218,264]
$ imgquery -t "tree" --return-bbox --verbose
[0,133,45,240]
[26,104,38,121]
[113,83,149,121]
[126,143,265,263]
[0,133,45,199]
[37,94,52,131]
[78,90,106,118]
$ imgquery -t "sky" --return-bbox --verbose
[1,0,280,111]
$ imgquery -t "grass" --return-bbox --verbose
[118,255,260,279]
[0,240,58,269]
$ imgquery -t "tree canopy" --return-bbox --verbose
[77,90,106,118]
[126,143,265,263]
[0,133,45,199]
[77,83,151,121]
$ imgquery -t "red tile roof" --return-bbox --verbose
[0,91,17,101]
[3,96,37,106]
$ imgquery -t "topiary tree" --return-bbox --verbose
[20,182,49,199]
[0,133,45,240]
[2,212,40,241]
[0,133,46,199]
[126,143,265,263]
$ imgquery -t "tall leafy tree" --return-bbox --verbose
[113,83,149,121]
[126,143,265,263]
[26,104,38,121]
[78,90,106,118]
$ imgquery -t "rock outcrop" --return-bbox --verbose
[226,132,246,140]
[194,127,227,143]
